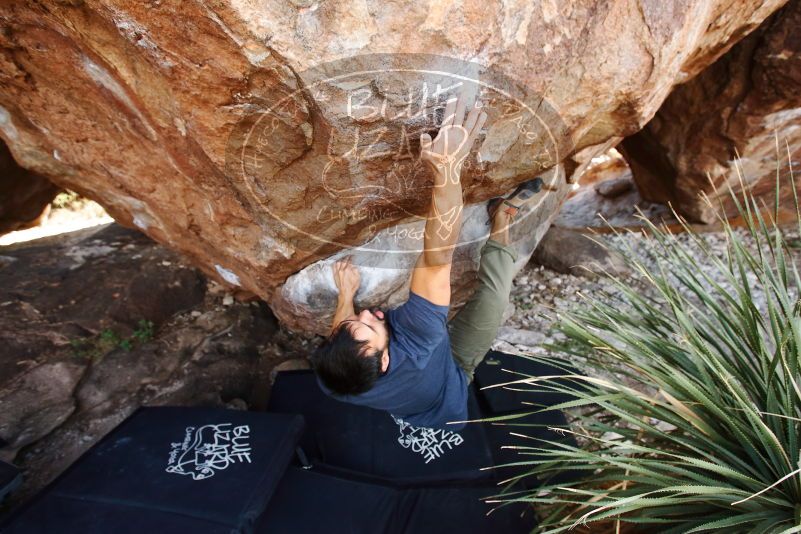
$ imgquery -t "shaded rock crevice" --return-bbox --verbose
[621,0,801,224]
[0,139,60,234]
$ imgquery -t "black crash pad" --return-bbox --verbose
[2,494,238,534]
[1,407,304,534]
[0,460,21,505]
[1,350,579,533]
[474,351,582,489]
[255,465,537,533]
[269,370,495,484]
[268,363,577,490]
[473,349,584,414]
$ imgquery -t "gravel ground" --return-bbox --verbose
[495,225,801,358]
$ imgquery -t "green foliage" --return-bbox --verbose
[98,328,120,346]
[132,319,155,342]
[51,191,80,209]
[492,156,801,533]
[70,320,156,359]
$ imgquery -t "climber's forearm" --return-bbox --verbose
[421,168,464,267]
[330,292,355,334]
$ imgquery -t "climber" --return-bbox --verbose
[311,88,543,430]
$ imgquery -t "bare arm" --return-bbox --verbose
[410,90,487,306]
[329,256,360,334]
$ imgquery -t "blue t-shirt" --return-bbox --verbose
[318,292,469,430]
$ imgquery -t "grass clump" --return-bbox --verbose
[71,320,156,359]
[494,149,801,533]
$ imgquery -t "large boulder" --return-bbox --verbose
[0,0,788,331]
[620,0,801,224]
[532,226,629,279]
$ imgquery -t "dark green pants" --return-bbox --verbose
[449,239,518,381]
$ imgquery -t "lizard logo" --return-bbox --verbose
[166,423,252,481]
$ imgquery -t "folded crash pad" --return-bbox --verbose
[1,407,304,534]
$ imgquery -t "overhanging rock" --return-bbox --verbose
[0,0,788,331]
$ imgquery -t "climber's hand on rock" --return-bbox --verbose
[332,256,360,299]
[420,88,487,185]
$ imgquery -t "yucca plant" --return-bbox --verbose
[488,147,801,533]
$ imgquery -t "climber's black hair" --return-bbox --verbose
[311,323,383,395]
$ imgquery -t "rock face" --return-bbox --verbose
[0,0,789,331]
[0,224,309,504]
[276,166,570,333]
[620,0,801,224]
[0,139,59,234]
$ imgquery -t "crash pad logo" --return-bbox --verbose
[166,423,252,481]
[392,415,464,464]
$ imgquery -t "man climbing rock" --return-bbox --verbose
[312,89,542,430]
